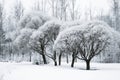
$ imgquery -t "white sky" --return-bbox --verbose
[3,0,111,17]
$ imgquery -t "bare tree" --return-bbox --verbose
[0,0,4,32]
[41,0,47,12]
[69,0,76,20]
[57,0,68,20]
[48,0,56,16]
[32,0,47,13]
[14,0,24,22]
[84,3,93,20]
[111,0,120,30]
[48,0,67,20]
[0,0,5,58]
[55,0,59,18]
[32,0,41,11]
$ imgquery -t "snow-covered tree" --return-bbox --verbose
[5,0,24,41]
[29,30,49,64]
[54,21,116,70]
[29,20,62,65]
[12,11,53,62]
[18,11,52,30]
[60,20,83,31]
[13,0,24,22]
[14,28,34,49]
[39,20,61,42]
[0,1,5,58]
[14,11,52,45]
[14,28,34,61]
[110,0,120,30]
[58,20,83,64]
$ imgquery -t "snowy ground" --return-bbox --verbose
[0,62,120,80]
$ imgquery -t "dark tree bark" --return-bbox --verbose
[54,60,57,66]
[42,54,47,64]
[71,53,75,67]
[59,53,62,66]
[22,52,24,60]
[71,51,78,67]
[54,51,57,66]
[86,60,90,70]
[41,44,47,64]
[29,52,32,62]
[66,54,69,63]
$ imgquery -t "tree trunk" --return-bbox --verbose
[29,52,32,62]
[54,60,57,66]
[42,54,47,64]
[54,51,57,66]
[86,60,90,70]
[71,53,75,67]
[9,52,11,61]
[22,52,24,61]
[59,53,62,66]
[66,54,69,63]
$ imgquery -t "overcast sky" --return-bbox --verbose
[3,0,111,18]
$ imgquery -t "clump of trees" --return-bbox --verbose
[1,7,119,70]
[0,0,120,70]
[14,11,62,64]
[54,21,112,70]
[12,11,120,70]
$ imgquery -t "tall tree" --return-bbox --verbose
[14,0,24,22]
[58,0,68,21]
[33,0,40,11]
[33,0,47,12]
[111,0,120,30]
[48,0,56,16]
[70,0,76,20]
[0,0,5,58]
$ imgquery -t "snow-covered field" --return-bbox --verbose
[0,62,120,80]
